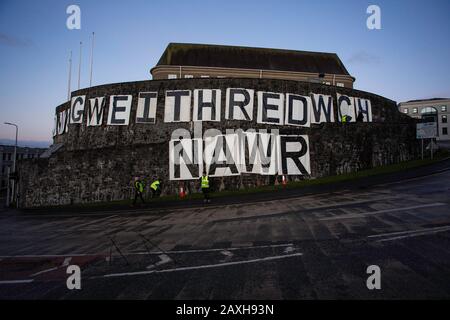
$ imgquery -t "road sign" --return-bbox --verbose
[417,122,437,139]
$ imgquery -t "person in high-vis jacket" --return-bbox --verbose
[341,115,352,123]
[133,177,145,205]
[150,177,161,198]
[200,172,210,203]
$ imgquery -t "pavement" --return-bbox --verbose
[1,159,450,299]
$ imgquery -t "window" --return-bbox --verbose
[441,105,447,112]
[443,127,448,135]
[420,106,437,114]
[413,107,418,114]
[7,153,11,161]
[200,75,209,78]
[443,115,448,123]
[184,75,193,78]
[168,74,177,79]
[336,82,344,87]
[403,108,408,114]
[2,153,5,161]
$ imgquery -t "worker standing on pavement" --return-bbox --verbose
[200,171,210,203]
[150,177,161,198]
[133,177,146,205]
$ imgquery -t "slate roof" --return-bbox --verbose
[155,43,352,76]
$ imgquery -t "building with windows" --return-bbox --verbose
[0,145,46,190]
[398,98,450,141]
[151,43,356,88]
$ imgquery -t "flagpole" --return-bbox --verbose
[89,32,95,87]
[78,41,82,89]
[67,50,72,101]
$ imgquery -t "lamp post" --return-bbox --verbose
[4,122,18,206]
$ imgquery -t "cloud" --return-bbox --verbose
[347,51,381,65]
[0,32,33,47]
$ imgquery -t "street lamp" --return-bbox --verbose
[4,122,18,206]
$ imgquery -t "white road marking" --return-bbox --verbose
[372,226,450,242]
[0,279,34,285]
[29,256,72,276]
[368,225,450,238]
[155,243,294,254]
[30,267,58,277]
[320,203,446,221]
[219,250,234,262]
[0,253,105,258]
[220,250,234,257]
[284,246,295,253]
[62,257,72,266]
[97,252,303,279]
[146,254,172,269]
[0,243,294,259]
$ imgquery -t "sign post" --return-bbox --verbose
[421,138,424,160]
[416,122,437,159]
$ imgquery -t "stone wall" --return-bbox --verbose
[18,78,419,208]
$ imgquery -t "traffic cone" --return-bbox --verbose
[179,184,186,199]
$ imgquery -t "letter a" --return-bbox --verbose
[66,5,81,30]
[366,265,381,290]
[366,5,381,30]
[66,265,81,290]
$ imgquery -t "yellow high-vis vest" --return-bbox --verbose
[135,181,144,193]
[201,176,209,189]
[150,180,160,191]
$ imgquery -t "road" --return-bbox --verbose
[1,167,450,299]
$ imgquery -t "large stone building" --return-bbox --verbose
[398,98,450,141]
[17,43,419,208]
[151,43,355,88]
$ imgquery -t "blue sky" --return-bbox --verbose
[0,0,449,144]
